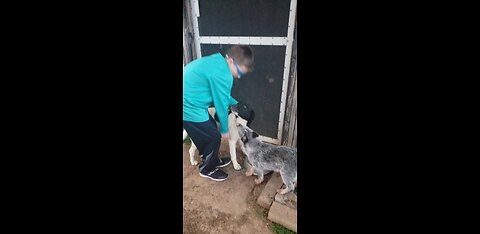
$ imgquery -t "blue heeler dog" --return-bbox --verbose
[236,123,297,194]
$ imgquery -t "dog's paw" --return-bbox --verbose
[245,167,254,176]
[254,178,263,185]
[190,160,198,166]
[233,163,242,170]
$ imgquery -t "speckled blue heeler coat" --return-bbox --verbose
[237,124,297,194]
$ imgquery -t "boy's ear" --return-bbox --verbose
[252,131,259,138]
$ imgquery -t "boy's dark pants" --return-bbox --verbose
[183,115,222,174]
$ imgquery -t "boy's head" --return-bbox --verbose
[225,45,254,79]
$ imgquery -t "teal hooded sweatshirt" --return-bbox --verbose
[183,53,238,134]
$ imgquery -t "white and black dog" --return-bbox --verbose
[237,123,297,194]
[183,102,255,170]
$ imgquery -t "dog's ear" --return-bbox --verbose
[246,110,255,127]
[252,131,259,138]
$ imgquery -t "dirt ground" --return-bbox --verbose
[183,141,274,234]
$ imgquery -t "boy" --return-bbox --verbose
[183,45,254,181]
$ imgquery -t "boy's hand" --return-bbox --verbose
[221,133,230,140]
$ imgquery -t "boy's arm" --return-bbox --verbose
[228,96,238,113]
[228,96,238,107]
[209,76,233,134]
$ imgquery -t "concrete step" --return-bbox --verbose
[268,201,297,233]
[274,192,297,210]
[256,172,284,209]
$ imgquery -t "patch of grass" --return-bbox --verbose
[272,222,295,234]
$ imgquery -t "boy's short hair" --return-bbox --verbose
[226,45,254,72]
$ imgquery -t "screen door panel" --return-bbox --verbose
[191,0,296,144]
[201,44,286,139]
[198,0,290,37]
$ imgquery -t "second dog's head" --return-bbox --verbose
[235,101,255,127]
[237,122,259,144]
[213,101,255,127]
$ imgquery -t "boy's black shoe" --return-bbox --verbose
[217,158,231,168]
[199,168,228,181]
